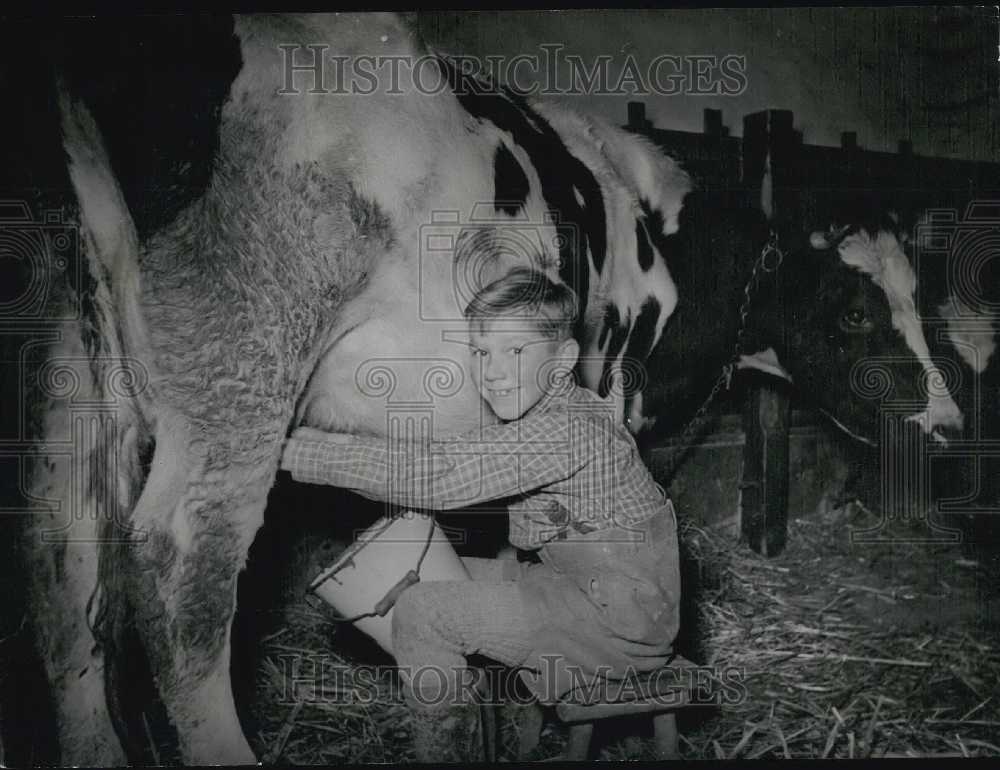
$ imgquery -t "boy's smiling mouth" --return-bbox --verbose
[487,387,519,397]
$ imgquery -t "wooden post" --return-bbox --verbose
[627,101,650,133]
[703,108,723,137]
[739,110,797,556]
[741,378,791,556]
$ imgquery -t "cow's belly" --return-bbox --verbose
[296,275,495,441]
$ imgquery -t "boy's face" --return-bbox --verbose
[468,317,579,421]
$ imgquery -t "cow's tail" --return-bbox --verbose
[58,81,155,758]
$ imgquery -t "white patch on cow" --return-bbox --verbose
[737,348,793,381]
[938,294,997,374]
[838,230,964,434]
[60,90,153,367]
[268,17,583,443]
[538,105,690,236]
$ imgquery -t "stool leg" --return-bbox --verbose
[516,702,545,760]
[565,723,594,761]
[653,712,679,759]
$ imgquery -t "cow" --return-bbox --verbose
[628,193,966,453]
[821,201,1000,561]
[6,13,694,765]
[623,183,995,560]
[4,13,974,766]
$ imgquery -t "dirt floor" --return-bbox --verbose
[236,481,1000,762]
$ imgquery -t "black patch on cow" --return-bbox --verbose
[597,304,632,398]
[436,55,606,335]
[493,143,530,216]
[636,218,655,272]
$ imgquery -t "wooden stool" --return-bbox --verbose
[517,654,701,761]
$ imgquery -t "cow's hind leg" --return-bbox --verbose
[126,421,279,764]
[22,537,127,766]
[19,334,136,767]
[30,462,134,761]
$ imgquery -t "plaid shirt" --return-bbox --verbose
[280,381,670,549]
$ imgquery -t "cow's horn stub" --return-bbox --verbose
[809,224,853,251]
[809,231,832,250]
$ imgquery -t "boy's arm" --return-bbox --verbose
[281,410,611,509]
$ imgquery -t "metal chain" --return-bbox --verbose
[652,229,784,482]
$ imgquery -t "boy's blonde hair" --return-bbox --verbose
[463,267,578,340]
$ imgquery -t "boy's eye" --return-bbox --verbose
[511,347,523,356]
[471,348,487,357]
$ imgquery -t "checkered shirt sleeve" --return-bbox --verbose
[280,412,595,510]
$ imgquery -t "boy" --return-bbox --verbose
[281,268,681,762]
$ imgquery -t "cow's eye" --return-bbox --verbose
[840,308,873,332]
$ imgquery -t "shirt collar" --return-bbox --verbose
[522,375,577,419]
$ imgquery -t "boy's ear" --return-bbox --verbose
[557,336,580,371]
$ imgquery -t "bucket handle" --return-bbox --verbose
[373,570,421,616]
[306,515,437,623]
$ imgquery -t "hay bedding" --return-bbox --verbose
[241,496,1000,762]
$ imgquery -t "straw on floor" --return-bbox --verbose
[245,497,1000,762]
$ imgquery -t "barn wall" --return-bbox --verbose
[419,8,998,162]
